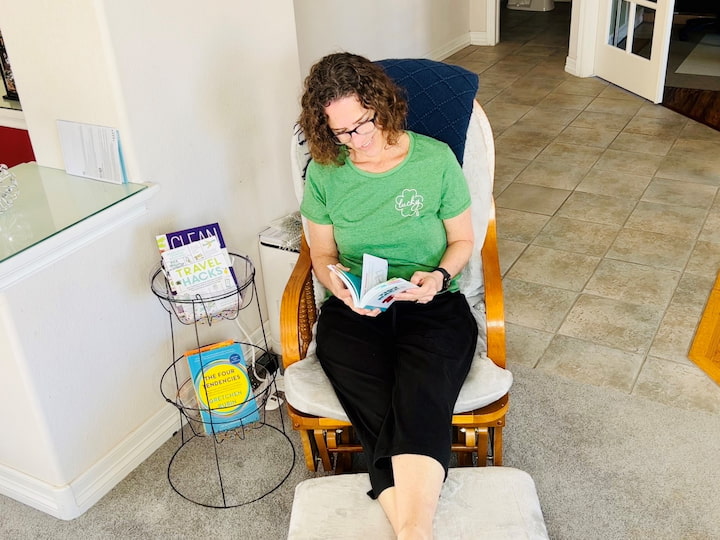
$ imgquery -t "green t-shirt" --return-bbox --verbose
[300,131,471,291]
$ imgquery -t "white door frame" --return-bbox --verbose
[567,0,600,77]
[486,0,500,46]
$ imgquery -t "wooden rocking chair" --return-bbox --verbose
[280,59,511,473]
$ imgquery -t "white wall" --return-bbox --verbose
[99,0,302,256]
[0,0,126,169]
[0,0,302,518]
[294,0,471,77]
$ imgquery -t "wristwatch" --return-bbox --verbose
[433,267,451,293]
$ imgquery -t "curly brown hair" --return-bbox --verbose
[299,52,408,166]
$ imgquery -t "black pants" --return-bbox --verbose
[316,292,478,498]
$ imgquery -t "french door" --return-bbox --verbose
[594,0,676,103]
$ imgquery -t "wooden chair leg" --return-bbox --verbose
[459,428,476,466]
[493,426,504,466]
[326,429,341,471]
[477,428,489,467]
[336,428,354,472]
[326,429,339,450]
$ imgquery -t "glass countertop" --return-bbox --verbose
[0,162,148,263]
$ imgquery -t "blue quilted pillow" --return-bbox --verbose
[376,58,479,165]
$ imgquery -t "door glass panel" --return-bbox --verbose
[608,0,631,49]
[607,0,654,60]
[632,7,655,60]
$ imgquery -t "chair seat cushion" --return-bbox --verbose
[285,353,512,422]
[287,467,549,539]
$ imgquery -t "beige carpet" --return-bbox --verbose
[676,33,720,77]
[1,365,719,538]
[505,364,720,539]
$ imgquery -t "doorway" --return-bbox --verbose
[662,9,720,130]
[499,0,572,50]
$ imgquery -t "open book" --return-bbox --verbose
[328,253,418,311]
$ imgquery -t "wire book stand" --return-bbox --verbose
[151,252,296,508]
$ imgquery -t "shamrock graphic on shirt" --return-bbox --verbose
[395,189,424,217]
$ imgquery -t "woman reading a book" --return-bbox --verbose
[298,52,477,540]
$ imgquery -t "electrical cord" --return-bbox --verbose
[234,318,283,410]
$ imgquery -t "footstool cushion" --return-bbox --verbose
[287,467,549,539]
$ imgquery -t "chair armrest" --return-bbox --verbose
[481,200,506,368]
[280,232,318,369]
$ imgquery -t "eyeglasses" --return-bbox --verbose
[333,116,376,144]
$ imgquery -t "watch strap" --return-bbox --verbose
[433,266,451,292]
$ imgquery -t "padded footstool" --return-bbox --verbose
[287,467,549,539]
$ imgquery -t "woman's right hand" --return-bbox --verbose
[327,263,381,317]
[306,221,380,316]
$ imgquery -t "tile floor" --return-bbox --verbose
[446,4,720,414]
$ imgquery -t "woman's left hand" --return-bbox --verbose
[393,270,443,304]
[394,209,474,305]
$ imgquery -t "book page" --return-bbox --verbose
[361,254,389,299]
[361,278,418,311]
[327,265,362,305]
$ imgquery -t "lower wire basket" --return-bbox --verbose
[161,343,295,508]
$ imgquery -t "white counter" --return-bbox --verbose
[1,162,158,289]
[0,161,167,520]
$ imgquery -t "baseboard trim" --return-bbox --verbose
[0,403,180,520]
[429,34,472,61]
[470,31,492,47]
[565,56,578,76]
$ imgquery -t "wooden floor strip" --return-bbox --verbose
[689,271,720,386]
[663,87,720,131]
